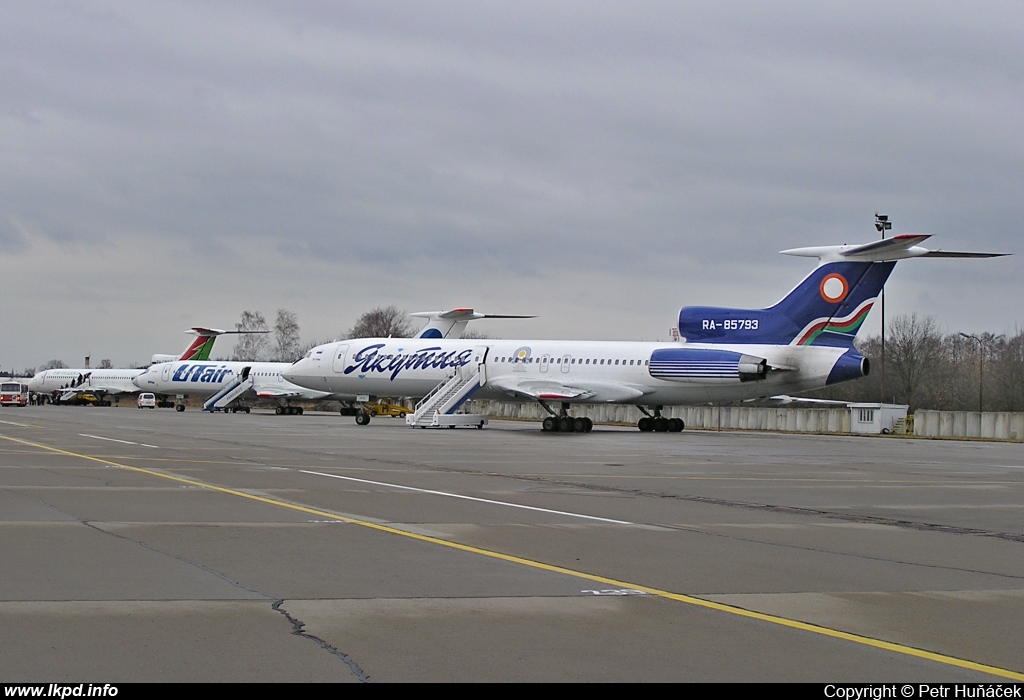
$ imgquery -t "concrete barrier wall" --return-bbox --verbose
[463,401,1024,441]
[913,410,1024,441]
[464,400,852,434]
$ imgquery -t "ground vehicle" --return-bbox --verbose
[137,392,157,409]
[0,382,29,407]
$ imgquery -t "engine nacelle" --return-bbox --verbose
[649,348,768,383]
[826,350,870,385]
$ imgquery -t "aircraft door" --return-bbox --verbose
[473,345,489,384]
[561,354,572,373]
[540,354,550,373]
[331,345,350,374]
[161,363,172,383]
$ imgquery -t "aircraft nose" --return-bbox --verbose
[132,370,152,389]
[282,359,310,384]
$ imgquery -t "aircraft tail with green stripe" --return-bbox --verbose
[677,234,1005,348]
[150,327,267,364]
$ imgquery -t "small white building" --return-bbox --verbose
[848,403,909,434]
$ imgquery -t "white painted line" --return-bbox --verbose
[79,433,158,448]
[299,469,634,525]
[0,420,29,427]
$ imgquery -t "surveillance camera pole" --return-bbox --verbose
[959,332,983,412]
[874,213,892,403]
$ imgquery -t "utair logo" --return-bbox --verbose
[344,344,474,381]
[171,364,233,383]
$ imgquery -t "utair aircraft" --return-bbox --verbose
[132,309,528,413]
[27,328,239,406]
[282,235,1005,432]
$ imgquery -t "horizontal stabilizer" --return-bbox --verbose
[411,308,535,339]
[781,234,1009,263]
[921,250,1007,258]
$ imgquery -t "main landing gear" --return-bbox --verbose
[274,405,304,415]
[539,402,593,433]
[636,405,684,433]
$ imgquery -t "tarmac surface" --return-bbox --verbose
[1,405,1022,682]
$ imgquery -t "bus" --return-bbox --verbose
[0,381,29,407]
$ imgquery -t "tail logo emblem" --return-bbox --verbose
[819,273,849,303]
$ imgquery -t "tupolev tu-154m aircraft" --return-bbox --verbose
[282,235,1006,432]
[131,309,530,414]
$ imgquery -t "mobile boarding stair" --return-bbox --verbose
[203,366,254,412]
[406,347,489,429]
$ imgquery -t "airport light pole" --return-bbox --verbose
[875,213,892,403]
[959,332,984,412]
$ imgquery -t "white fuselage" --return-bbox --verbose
[282,338,846,405]
[28,369,145,396]
[133,360,332,402]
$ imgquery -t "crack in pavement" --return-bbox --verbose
[273,600,370,682]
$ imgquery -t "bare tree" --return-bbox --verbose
[42,359,68,370]
[345,305,414,339]
[461,329,492,340]
[232,310,269,361]
[98,359,113,369]
[273,309,302,362]
[887,313,944,411]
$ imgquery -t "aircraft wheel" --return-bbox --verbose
[542,416,557,432]
[355,412,371,426]
[583,417,593,432]
[244,407,250,413]
[653,417,669,432]
[558,416,574,433]
[175,404,185,412]
[275,406,284,415]
[297,407,304,416]
[668,418,684,433]
[573,417,588,433]
[638,417,653,432]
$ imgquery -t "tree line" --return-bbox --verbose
[807,313,1024,412]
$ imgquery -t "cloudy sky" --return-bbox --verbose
[1,1,1020,371]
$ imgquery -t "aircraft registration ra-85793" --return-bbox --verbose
[27,327,241,406]
[282,235,1006,433]
[131,309,528,414]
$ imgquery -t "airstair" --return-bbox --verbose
[203,367,254,412]
[406,347,489,428]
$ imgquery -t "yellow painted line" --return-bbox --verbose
[2,433,1021,681]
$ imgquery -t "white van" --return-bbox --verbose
[137,392,157,409]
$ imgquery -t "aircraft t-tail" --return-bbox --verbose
[282,235,1006,432]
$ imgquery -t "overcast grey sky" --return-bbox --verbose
[1,1,1020,370]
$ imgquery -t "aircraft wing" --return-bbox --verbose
[254,388,304,399]
[64,384,134,398]
[744,395,850,406]
[488,377,646,402]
